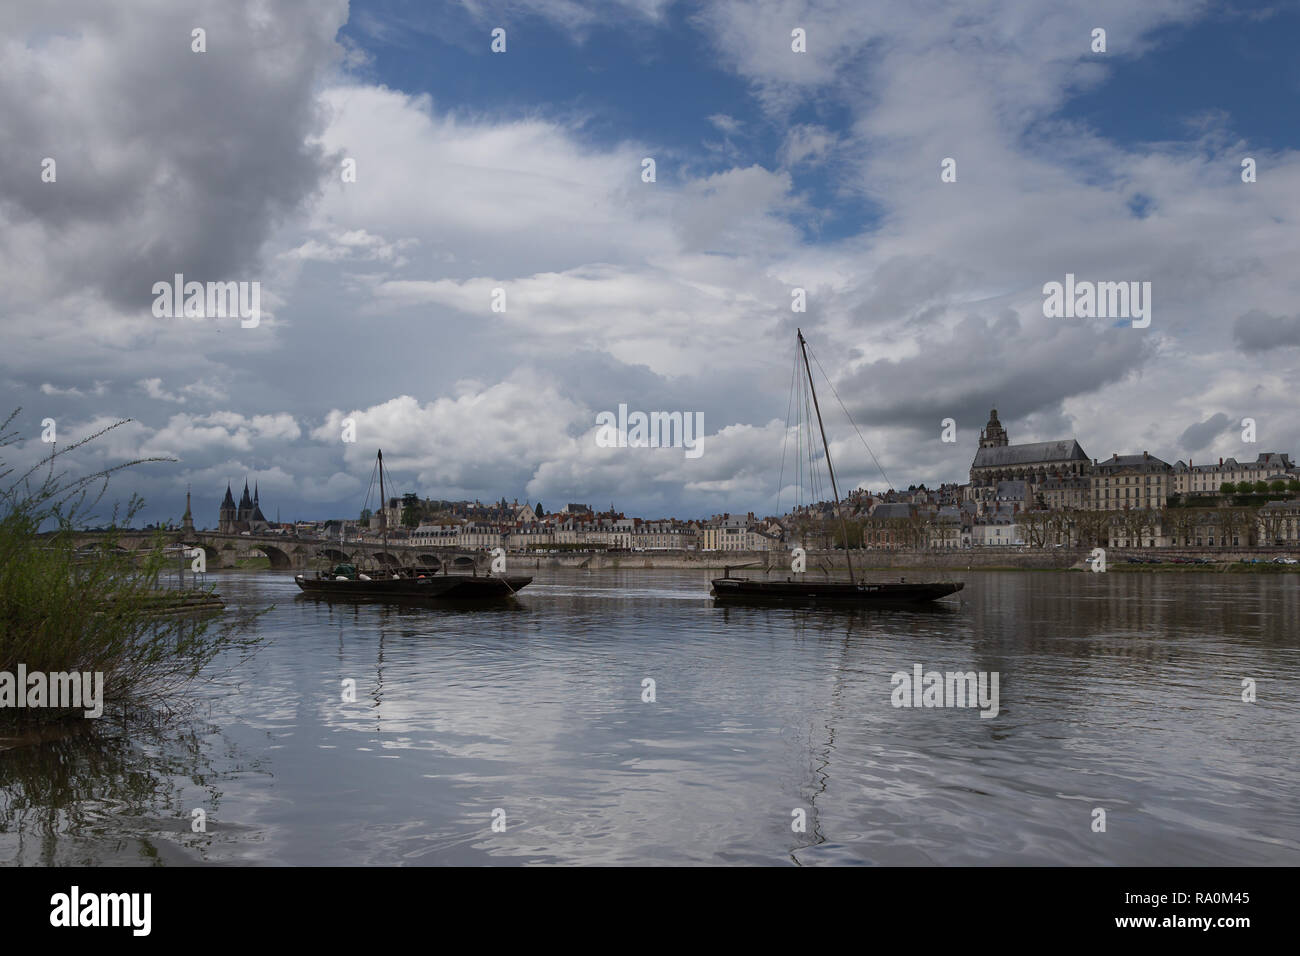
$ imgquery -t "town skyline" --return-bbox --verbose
[186,407,1300,538]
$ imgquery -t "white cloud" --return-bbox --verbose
[708,113,744,135]
[40,381,108,398]
[779,123,836,167]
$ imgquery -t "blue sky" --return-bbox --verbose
[1070,7,1300,154]
[344,0,877,240]
[342,1,1300,235]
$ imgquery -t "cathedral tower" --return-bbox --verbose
[237,480,253,524]
[218,483,236,533]
[979,408,1009,449]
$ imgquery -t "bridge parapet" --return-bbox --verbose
[64,531,498,570]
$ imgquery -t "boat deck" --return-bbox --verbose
[710,576,963,605]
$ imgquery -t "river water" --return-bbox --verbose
[2,568,1298,866]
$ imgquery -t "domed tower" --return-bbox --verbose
[979,408,1009,449]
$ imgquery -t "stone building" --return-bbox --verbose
[863,502,921,550]
[701,513,757,551]
[967,409,1090,508]
[1089,452,1172,511]
[1171,453,1297,496]
[1036,475,1090,511]
[218,480,272,534]
[1258,499,1300,546]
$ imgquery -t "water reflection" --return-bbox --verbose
[0,711,266,865]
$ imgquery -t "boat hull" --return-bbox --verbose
[295,573,532,601]
[710,577,962,606]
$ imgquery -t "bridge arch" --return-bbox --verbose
[417,554,442,568]
[372,551,401,568]
[250,543,293,570]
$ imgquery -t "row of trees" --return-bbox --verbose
[1026,506,1281,547]
[1219,480,1299,495]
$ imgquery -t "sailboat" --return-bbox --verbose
[295,449,532,600]
[710,330,963,606]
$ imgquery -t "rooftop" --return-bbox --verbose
[972,440,1089,469]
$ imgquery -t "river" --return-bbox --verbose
[2,568,1297,865]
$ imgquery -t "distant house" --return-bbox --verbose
[864,502,916,550]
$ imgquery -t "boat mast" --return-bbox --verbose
[377,448,389,563]
[797,329,855,584]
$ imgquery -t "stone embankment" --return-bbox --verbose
[503,547,1298,572]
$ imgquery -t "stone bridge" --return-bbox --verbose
[65,530,494,572]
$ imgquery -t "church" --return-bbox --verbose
[967,409,1090,509]
[218,480,273,533]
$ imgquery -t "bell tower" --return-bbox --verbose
[979,408,1009,449]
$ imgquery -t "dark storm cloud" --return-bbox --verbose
[833,308,1153,432]
[1232,310,1300,353]
[0,0,343,312]
[1178,412,1232,453]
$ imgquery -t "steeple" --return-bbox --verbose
[218,481,237,533]
[254,481,259,503]
[183,485,195,534]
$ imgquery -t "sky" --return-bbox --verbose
[2,0,1298,526]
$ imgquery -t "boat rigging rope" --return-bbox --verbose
[776,341,840,547]
[776,348,799,515]
[805,341,894,494]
